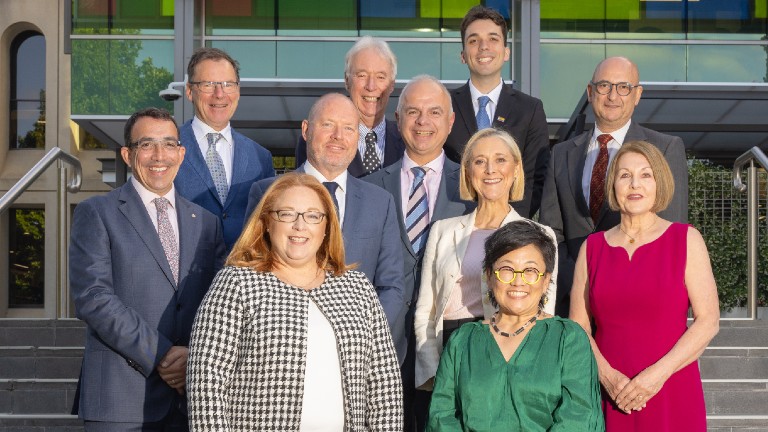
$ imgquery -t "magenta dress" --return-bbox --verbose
[586,223,706,431]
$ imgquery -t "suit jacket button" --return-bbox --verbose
[176,304,181,311]
[222,212,228,219]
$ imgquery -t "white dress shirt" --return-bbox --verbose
[302,161,348,226]
[130,177,179,249]
[191,116,234,186]
[469,79,504,123]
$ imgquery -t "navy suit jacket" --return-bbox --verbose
[244,170,407,362]
[539,121,688,316]
[295,119,405,178]
[445,82,550,218]
[69,181,225,423]
[363,157,475,365]
[175,120,275,249]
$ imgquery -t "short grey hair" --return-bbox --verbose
[344,36,397,81]
[396,74,453,116]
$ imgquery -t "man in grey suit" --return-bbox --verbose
[70,108,226,431]
[540,56,688,316]
[364,75,475,432]
[245,93,405,360]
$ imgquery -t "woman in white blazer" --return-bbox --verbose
[414,128,558,392]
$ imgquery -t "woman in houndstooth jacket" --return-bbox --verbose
[187,172,403,431]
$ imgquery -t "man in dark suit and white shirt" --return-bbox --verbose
[540,56,689,316]
[444,5,550,218]
[70,108,226,430]
[295,36,405,177]
[364,75,475,432]
[175,47,275,250]
[246,93,405,361]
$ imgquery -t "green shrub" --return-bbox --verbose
[687,159,768,310]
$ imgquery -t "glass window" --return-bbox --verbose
[8,208,45,308]
[71,39,174,115]
[687,45,768,82]
[278,0,357,35]
[72,0,174,35]
[10,31,46,150]
[206,0,275,36]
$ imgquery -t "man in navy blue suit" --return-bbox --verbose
[70,108,225,431]
[175,47,275,249]
[295,36,405,177]
[246,93,406,362]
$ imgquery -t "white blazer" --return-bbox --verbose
[413,207,558,390]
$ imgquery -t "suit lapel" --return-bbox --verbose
[118,183,177,289]
[565,132,592,226]
[181,122,221,207]
[432,159,462,221]
[342,177,363,236]
[380,162,417,258]
[492,84,517,127]
[348,151,365,177]
[453,212,476,270]
[175,195,200,295]
[454,83,478,138]
[383,120,404,166]
[226,131,250,211]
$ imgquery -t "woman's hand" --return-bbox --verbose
[600,366,630,404]
[614,365,669,413]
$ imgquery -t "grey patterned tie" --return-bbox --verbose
[153,197,178,284]
[362,131,381,175]
[205,133,228,203]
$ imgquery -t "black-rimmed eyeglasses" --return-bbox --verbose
[590,80,640,97]
[269,210,326,224]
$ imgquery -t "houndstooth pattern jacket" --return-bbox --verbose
[187,266,403,431]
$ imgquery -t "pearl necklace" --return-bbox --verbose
[491,310,541,338]
[618,216,658,244]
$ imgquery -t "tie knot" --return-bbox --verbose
[365,131,377,146]
[411,166,427,180]
[597,134,613,147]
[323,181,338,195]
[207,132,221,147]
[153,197,170,212]
[478,96,490,110]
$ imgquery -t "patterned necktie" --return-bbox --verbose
[589,134,613,223]
[205,132,228,203]
[476,96,491,130]
[362,131,381,175]
[406,167,430,253]
[153,197,179,284]
[322,181,340,217]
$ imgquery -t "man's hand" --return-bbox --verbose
[157,346,189,395]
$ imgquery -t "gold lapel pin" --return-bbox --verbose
[496,116,506,122]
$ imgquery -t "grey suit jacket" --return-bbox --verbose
[363,157,476,354]
[445,82,551,218]
[69,181,226,423]
[244,170,406,362]
[539,121,688,315]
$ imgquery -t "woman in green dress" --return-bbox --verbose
[427,220,604,431]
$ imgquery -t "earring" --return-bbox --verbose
[541,293,549,306]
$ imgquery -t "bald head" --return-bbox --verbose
[302,93,360,179]
[587,56,643,133]
[592,56,639,83]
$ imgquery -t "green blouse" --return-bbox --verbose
[428,317,604,432]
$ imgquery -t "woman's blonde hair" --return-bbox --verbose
[458,128,525,202]
[605,140,675,213]
[227,172,351,275]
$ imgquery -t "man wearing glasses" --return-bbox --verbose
[70,108,225,430]
[540,56,688,316]
[176,47,275,250]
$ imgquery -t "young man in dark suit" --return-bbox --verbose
[445,5,550,218]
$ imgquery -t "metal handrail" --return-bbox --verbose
[732,146,768,320]
[0,147,82,214]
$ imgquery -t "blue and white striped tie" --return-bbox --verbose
[406,167,430,253]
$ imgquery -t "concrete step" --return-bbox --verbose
[710,320,768,348]
[0,380,77,415]
[707,416,768,431]
[705,380,768,416]
[701,348,768,380]
[0,414,82,431]
[0,348,82,380]
[0,319,85,348]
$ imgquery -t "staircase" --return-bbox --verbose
[703,319,768,432]
[0,319,84,431]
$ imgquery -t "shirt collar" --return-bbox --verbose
[130,177,177,209]
[302,161,349,192]
[592,120,632,148]
[468,78,504,108]
[191,116,233,147]
[402,150,445,176]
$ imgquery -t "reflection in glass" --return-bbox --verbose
[72,0,174,35]
[9,208,45,308]
[10,31,45,149]
[71,38,173,115]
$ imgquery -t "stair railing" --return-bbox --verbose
[0,147,82,214]
[732,146,768,320]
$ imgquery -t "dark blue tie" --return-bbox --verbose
[323,181,339,217]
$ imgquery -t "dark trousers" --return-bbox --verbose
[84,401,188,432]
